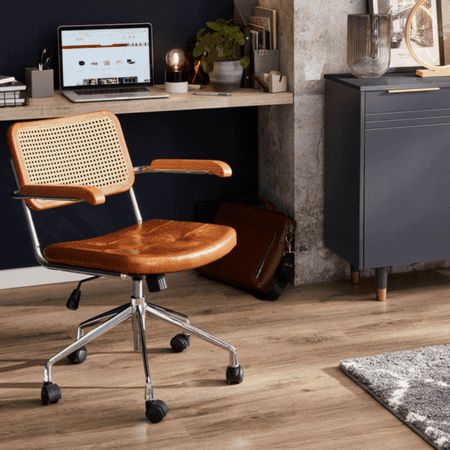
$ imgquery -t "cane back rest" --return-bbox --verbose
[7,110,135,211]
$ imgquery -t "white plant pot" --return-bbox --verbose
[208,60,243,92]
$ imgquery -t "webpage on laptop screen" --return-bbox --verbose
[61,27,151,87]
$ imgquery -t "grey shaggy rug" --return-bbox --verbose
[340,345,450,450]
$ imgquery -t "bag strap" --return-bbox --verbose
[242,195,297,239]
[256,251,295,301]
[241,194,297,301]
[257,226,296,301]
[240,194,277,212]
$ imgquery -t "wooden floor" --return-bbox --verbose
[2,268,450,450]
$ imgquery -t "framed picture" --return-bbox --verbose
[367,0,444,70]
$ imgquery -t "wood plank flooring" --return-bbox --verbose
[1,268,450,449]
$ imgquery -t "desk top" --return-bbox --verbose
[0,86,294,121]
[324,73,450,92]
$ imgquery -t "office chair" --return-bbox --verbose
[7,110,243,423]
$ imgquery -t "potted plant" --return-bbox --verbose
[193,18,250,91]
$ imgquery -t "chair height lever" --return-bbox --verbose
[66,276,101,310]
[146,274,168,292]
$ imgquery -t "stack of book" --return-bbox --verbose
[248,6,277,52]
[0,75,27,107]
[233,1,280,88]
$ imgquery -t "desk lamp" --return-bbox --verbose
[165,49,188,93]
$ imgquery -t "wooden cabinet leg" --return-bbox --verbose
[350,265,360,285]
[376,267,388,301]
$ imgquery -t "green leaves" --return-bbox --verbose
[193,31,212,58]
[240,56,250,70]
[203,60,215,74]
[207,21,221,31]
[194,18,248,73]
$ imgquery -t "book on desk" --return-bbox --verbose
[0,78,27,106]
[0,75,16,85]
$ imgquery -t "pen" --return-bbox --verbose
[38,48,46,71]
[194,92,231,96]
[43,52,53,70]
[253,75,269,92]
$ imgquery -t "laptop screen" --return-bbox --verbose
[58,23,154,89]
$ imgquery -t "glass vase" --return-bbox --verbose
[347,14,392,78]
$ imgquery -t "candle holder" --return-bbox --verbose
[165,48,188,93]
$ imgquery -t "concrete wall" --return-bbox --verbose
[258,0,450,285]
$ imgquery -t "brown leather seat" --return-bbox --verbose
[45,219,237,274]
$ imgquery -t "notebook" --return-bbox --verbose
[57,23,169,103]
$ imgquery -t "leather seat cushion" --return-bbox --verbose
[44,219,236,275]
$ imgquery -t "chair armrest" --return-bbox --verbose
[17,185,106,205]
[134,159,232,178]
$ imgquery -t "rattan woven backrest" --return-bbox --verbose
[8,111,135,210]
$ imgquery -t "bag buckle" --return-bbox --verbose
[285,237,296,259]
[283,216,296,279]
[281,237,295,282]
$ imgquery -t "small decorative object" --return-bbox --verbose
[404,0,450,76]
[254,72,287,93]
[347,14,392,78]
[165,48,188,93]
[193,18,250,91]
[262,71,287,93]
[368,0,443,71]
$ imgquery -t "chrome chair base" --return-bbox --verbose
[41,276,243,422]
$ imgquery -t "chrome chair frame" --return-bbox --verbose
[10,160,240,419]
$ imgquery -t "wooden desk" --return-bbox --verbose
[0,85,293,289]
[0,86,294,121]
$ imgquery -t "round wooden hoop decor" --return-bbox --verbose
[404,0,450,71]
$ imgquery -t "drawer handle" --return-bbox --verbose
[388,87,440,94]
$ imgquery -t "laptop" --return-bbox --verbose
[57,23,169,102]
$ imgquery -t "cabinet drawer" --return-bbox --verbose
[365,87,450,115]
[366,114,450,130]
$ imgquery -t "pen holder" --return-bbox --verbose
[25,68,54,98]
[252,48,280,89]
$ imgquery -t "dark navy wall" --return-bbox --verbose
[0,1,258,270]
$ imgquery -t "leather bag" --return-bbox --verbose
[197,196,296,300]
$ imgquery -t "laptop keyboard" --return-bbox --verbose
[75,87,150,96]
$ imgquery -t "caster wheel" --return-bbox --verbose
[145,400,168,423]
[41,382,62,405]
[67,346,87,364]
[226,365,244,384]
[170,334,190,353]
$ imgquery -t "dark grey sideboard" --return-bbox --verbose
[324,73,450,301]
